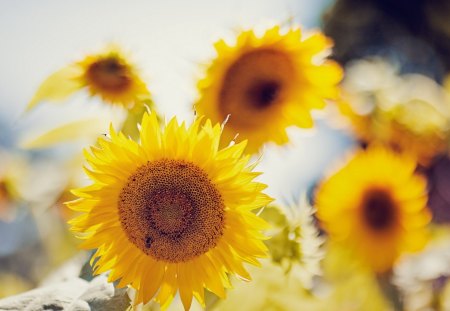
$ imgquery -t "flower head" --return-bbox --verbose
[316,147,431,272]
[262,195,324,289]
[67,113,272,310]
[196,26,342,153]
[27,45,151,110]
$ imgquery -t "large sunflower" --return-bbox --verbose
[196,26,342,153]
[67,113,272,310]
[27,45,150,110]
[315,147,431,272]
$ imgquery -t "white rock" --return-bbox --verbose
[0,275,129,311]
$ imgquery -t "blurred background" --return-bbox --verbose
[0,0,349,296]
[1,0,450,310]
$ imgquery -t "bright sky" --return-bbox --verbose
[0,0,354,201]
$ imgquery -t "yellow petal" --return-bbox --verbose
[19,118,106,149]
[26,65,83,111]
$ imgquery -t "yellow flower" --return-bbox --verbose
[67,113,272,310]
[27,45,151,110]
[196,26,342,153]
[316,147,431,272]
[0,151,27,221]
[0,179,15,221]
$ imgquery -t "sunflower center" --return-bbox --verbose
[118,159,225,263]
[247,80,281,108]
[86,57,131,92]
[219,49,294,128]
[362,188,397,231]
[148,190,194,235]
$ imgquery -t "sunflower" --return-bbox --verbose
[0,179,14,220]
[195,26,343,153]
[27,45,151,110]
[315,147,431,272]
[67,112,272,310]
[0,151,27,222]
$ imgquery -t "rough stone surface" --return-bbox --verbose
[0,275,129,311]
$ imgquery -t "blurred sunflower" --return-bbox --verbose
[27,45,151,111]
[316,147,431,272]
[0,177,18,221]
[0,151,27,221]
[338,58,450,166]
[22,45,156,148]
[67,113,272,310]
[196,26,342,153]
